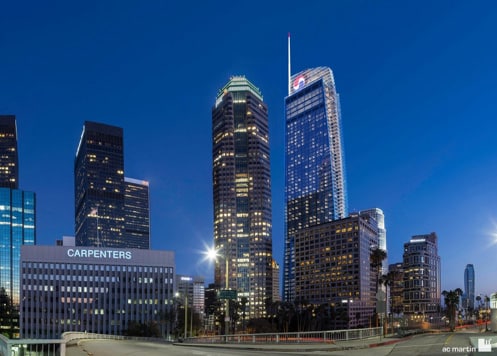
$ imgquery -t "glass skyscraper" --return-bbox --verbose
[75,121,126,248]
[464,264,475,310]
[0,115,35,337]
[212,76,273,318]
[75,122,150,249]
[124,177,150,249]
[284,67,348,302]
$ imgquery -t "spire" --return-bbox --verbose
[288,32,291,95]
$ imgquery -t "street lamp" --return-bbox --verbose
[207,247,230,338]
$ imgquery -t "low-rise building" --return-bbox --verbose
[20,245,175,339]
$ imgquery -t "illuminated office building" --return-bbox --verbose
[293,212,379,329]
[212,76,273,318]
[402,233,441,316]
[284,67,348,302]
[75,121,125,248]
[124,177,150,249]
[176,275,205,320]
[0,115,36,337]
[20,245,175,339]
[75,122,150,249]
[0,115,19,189]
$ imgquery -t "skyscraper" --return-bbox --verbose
[212,76,273,318]
[402,233,441,317]
[124,177,150,249]
[0,115,19,189]
[0,115,35,337]
[284,67,348,302]
[463,264,475,310]
[75,121,125,247]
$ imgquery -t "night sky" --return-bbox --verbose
[1,1,496,297]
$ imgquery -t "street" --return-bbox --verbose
[66,332,497,356]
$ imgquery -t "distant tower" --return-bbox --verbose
[0,115,36,337]
[212,76,273,318]
[463,264,475,310]
[402,233,441,316]
[75,121,125,247]
[283,66,348,303]
[124,177,150,249]
[0,115,19,189]
[361,208,387,273]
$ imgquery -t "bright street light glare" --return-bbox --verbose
[206,247,219,261]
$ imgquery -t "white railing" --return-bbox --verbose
[0,334,65,356]
[186,327,382,344]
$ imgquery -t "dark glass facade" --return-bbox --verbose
[124,177,150,249]
[284,67,348,302]
[0,189,36,336]
[212,76,273,318]
[75,121,126,248]
[0,115,36,337]
[0,115,19,189]
[463,264,475,310]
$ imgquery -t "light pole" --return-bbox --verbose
[175,292,188,339]
[184,293,188,339]
[207,248,230,338]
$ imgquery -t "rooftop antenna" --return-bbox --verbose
[288,32,291,95]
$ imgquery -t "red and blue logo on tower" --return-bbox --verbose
[293,75,306,91]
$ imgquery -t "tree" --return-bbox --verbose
[442,288,463,332]
[370,247,387,327]
[0,287,18,338]
[379,272,396,333]
[240,297,248,332]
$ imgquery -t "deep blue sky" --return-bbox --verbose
[1,1,496,297]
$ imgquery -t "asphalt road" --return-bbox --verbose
[67,332,496,356]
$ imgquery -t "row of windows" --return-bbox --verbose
[22,262,173,274]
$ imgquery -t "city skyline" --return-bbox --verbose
[1,1,496,297]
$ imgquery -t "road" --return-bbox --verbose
[67,332,497,356]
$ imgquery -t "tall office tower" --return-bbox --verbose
[402,233,441,317]
[75,121,125,247]
[212,76,273,318]
[0,115,19,189]
[0,115,35,337]
[124,177,150,249]
[284,67,348,302]
[463,264,475,310]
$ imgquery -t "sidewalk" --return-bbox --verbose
[177,334,411,352]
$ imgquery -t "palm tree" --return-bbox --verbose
[240,297,248,332]
[484,295,490,331]
[380,271,396,333]
[442,288,463,331]
[370,247,387,327]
